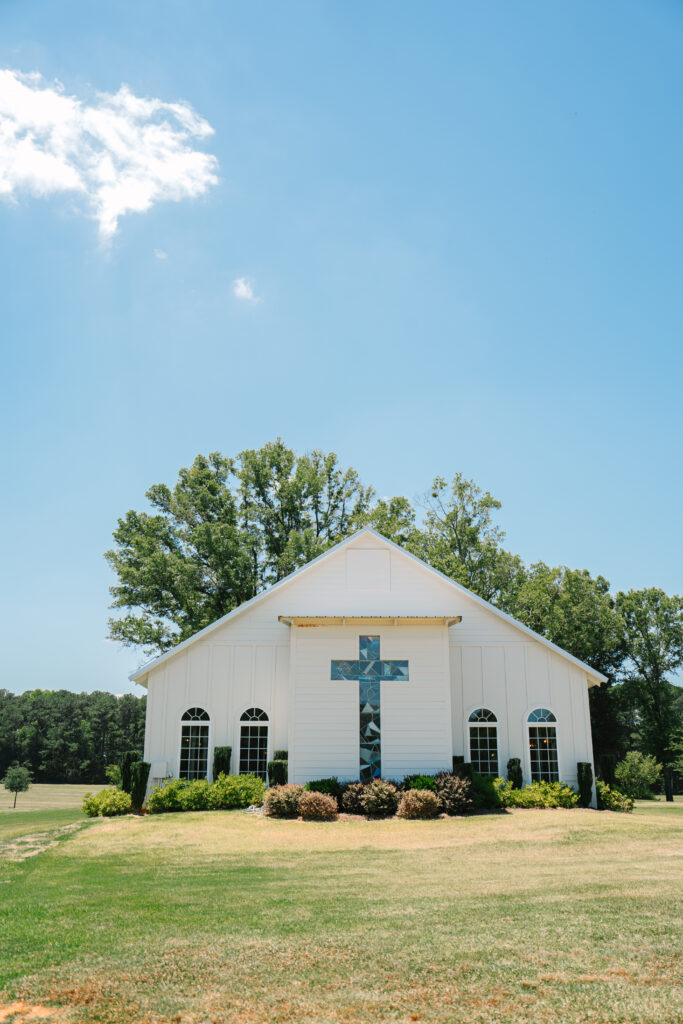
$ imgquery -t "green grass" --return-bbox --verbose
[0,784,105,843]
[0,799,681,1023]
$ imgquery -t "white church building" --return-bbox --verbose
[131,529,604,794]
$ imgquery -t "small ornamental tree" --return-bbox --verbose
[121,751,138,794]
[213,746,232,778]
[507,758,523,789]
[615,751,662,799]
[577,763,594,807]
[130,761,151,811]
[3,765,31,808]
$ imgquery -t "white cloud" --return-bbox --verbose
[0,69,219,240]
[233,276,260,303]
[154,248,168,260]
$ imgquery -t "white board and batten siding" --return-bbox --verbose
[137,530,601,793]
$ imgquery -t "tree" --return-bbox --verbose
[106,441,373,656]
[510,564,625,764]
[614,751,662,799]
[616,588,683,770]
[414,474,526,608]
[3,765,31,808]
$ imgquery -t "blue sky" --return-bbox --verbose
[1,1,682,695]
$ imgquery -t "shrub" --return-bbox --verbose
[596,779,634,813]
[299,790,338,820]
[397,789,440,819]
[273,749,288,761]
[120,751,138,795]
[267,760,288,786]
[146,778,188,813]
[213,746,232,778]
[130,761,151,811]
[507,757,523,789]
[470,772,502,810]
[360,779,399,817]
[83,788,132,817]
[305,777,343,798]
[451,761,473,781]
[494,778,579,809]
[434,772,474,815]
[577,762,593,807]
[341,782,366,815]
[599,753,617,788]
[176,778,210,811]
[401,774,437,792]
[615,751,662,799]
[104,764,122,788]
[207,772,265,810]
[264,784,304,818]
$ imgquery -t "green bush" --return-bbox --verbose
[361,779,399,817]
[120,751,138,795]
[305,777,342,798]
[507,757,523,789]
[341,782,366,814]
[264,784,304,818]
[104,764,122,788]
[470,772,502,810]
[577,762,593,807]
[177,778,210,811]
[267,760,288,786]
[596,779,634,813]
[397,789,441,819]
[147,773,265,814]
[273,749,288,761]
[130,761,151,811]
[213,746,232,778]
[401,774,437,792]
[434,772,474,815]
[207,772,265,810]
[494,778,579,809]
[299,790,338,820]
[614,751,662,799]
[83,788,132,817]
[451,761,473,781]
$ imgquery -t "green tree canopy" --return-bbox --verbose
[3,764,31,808]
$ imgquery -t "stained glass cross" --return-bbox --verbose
[331,635,409,781]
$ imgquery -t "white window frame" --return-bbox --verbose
[177,706,212,781]
[525,706,560,784]
[466,706,499,777]
[238,705,270,780]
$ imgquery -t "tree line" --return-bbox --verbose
[0,689,146,783]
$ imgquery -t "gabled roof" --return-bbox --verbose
[129,528,607,686]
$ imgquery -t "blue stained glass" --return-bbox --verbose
[330,636,410,782]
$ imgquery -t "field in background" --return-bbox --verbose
[0,783,105,814]
[0,794,681,1024]
[0,784,106,844]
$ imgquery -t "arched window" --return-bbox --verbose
[527,708,558,782]
[180,707,210,779]
[468,708,498,776]
[239,708,269,780]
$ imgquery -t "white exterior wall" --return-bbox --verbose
[141,532,598,796]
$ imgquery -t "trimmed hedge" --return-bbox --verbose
[299,790,338,821]
[470,772,502,810]
[264,784,304,818]
[273,749,288,761]
[130,761,151,811]
[507,757,523,789]
[213,746,232,778]
[267,760,288,786]
[147,773,265,814]
[397,789,440,819]
[401,774,438,792]
[494,778,579,809]
[305,777,343,799]
[120,750,137,795]
[83,788,132,817]
[577,762,593,807]
[596,779,634,813]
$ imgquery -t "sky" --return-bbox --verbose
[1,1,682,696]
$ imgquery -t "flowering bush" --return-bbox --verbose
[596,779,634,813]
[360,779,399,817]
[82,788,132,817]
[397,789,440,819]
[434,773,474,815]
[299,790,338,820]
[264,784,304,818]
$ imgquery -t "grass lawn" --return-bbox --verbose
[0,785,106,844]
[0,796,681,1024]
